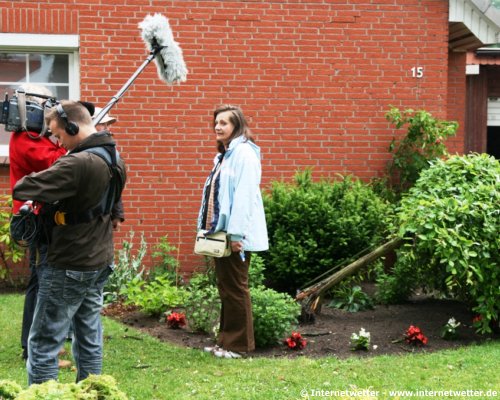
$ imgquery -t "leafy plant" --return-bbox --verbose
[385,107,458,194]
[395,153,500,333]
[123,274,187,316]
[0,195,25,282]
[350,328,371,351]
[183,273,220,335]
[248,253,266,287]
[328,284,373,313]
[251,286,301,348]
[104,231,147,304]
[263,169,391,293]
[375,251,417,304]
[1,374,128,399]
[0,379,22,399]
[150,235,182,286]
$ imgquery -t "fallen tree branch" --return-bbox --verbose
[296,237,404,322]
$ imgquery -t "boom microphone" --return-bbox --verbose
[139,13,188,84]
[93,13,188,126]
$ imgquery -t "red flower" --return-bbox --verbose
[166,312,186,329]
[404,325,428,346]
[284,332,307,350]
[472,315,482,324]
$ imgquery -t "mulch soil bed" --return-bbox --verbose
[102,294,499,359]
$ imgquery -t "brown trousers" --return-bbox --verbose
[214,251,255,352]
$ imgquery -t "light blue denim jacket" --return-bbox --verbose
[198,135,269,252]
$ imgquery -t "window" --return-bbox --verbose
[0,33,79,162]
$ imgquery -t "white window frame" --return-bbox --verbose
[0,33,80,161]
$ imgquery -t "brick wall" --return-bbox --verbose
[0,0,457,277]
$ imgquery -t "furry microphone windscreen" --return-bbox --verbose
[139,13,188,84]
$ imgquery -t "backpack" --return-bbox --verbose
[10,144,126,246]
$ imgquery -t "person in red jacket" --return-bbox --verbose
[9,84,67,361]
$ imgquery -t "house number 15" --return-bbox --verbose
[411,67,424,78]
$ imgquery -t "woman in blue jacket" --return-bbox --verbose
[198,105,268,358]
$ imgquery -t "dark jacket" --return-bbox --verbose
[13,132,126,271]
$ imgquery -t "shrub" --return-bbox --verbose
[184,281,220,335]
[385,107,457,194]
[150,235,183,286]
[263,169,390,293]
[395,153,500,333]
[0,195,25,282]
[248,253,266,287]
[328,284,373,312]
[184,258,301,348]
[122,274,187,316]
[104,231,147,304]
[4,374,127,399]
[0,379,22,399]
[251,286,301,348]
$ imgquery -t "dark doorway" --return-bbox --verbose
[487,126,500,159]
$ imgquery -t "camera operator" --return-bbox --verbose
[8,84,67,362]
[13,100,126,385]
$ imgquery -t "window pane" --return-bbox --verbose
[28,54,69,84]
[0,53,26,83]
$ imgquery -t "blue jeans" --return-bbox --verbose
[21,242,49,357]
[27,265,113,385]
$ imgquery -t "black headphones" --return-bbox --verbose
[56,103,79,136]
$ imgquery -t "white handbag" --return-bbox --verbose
[194,230,232,258]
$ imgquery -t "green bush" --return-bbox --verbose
[184,274,220,335]
[394,153,500,333]
[385,107,457,194]
[263,169,391,293]
[104,231,147,304]
[150,235,183,286]
[184,257,300,347]
[122,274,187,316]
[183,255,267,335]
[328,284,373,312]
[0,379,22,399]
[1,374,127,399]
[0,195,25,282]
[251,286,301,348]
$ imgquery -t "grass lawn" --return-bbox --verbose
[1,293,499,399]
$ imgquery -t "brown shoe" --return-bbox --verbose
[58,359,72,369]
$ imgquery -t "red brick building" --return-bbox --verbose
[1,1,499,278]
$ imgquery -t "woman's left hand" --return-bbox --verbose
[230,241,243,253]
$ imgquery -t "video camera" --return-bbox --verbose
[0,89,57,136]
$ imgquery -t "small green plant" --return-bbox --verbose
[350,328,371,351]
[329,285,373,313]
[1,374,127,399]
[248,253,266,287]
[0,379,22,399]
[441,317,461,340]
[123,274,187,316]
[251,286,301,348]
[104,231,147,304]
[150,235,182,286]
[184,273,220,335]
[0,195,25,281]
[385,107,457,194]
